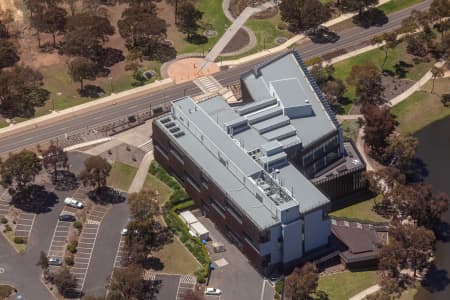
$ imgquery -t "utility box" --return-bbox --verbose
[212,242,225,253]
[190,221,209,240]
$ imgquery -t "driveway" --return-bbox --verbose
[197,215,273,300]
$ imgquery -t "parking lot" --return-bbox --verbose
[112,236,126,268]
[72,205,108,291]
[47,207,78,260]
[142,272,196,300]
[14,212,36,239]
[197,214,274,300]
[0,190,10,217]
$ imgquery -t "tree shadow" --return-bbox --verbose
[394,61,414,78]
[421,264,450,293]
[87,186,126,205]
[151,43,177,63]
[97,47,124,68]
[187,33,208,45]
[434,221,450,243]
[407,157,429,183]
[52,170,79,191]
[352,8,388,28]
[143,256,164,271]
[145,279,162,300]
[10,185,58,214]
[79,85,105,98]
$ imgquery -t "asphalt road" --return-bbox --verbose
[0,0,431,154]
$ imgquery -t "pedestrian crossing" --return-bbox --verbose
[138,139,154,153]
[193,76,223,94]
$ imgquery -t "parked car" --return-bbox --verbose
[59,214,76,222]
[205,288,222,296]
[121,228,128,235]
[64,197,83,209]
[48,258,62,266]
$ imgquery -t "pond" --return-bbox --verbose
[415,116,450,299]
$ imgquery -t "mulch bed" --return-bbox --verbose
[223,28,250,54]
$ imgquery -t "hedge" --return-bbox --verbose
[14,236,26,244]
[164,202,210,283]
[149,161,189,207]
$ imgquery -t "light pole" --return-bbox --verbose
[109,76,113,95]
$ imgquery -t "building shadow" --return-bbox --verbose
[421,264,450,293]
[10,185,58,214]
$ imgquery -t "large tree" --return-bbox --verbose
[430,66,444,94]
[79,156,111,190]
[128,190,161,222]
[42,140,68,183]
[406,34,429,57]
[383,133,418,174]
[429,0,450,42]
[371,32,399,70]
[0,66,49,118]
[107,264,145,300]
[347,62,386,107]
[53,268,78,296]
[176,1,203,40]
[0,150,42,193]
[285,262,320,300]
[38,6,67,48]
[280,0,331,31]
[363,104,397,156]
[341,0,379,15]
[68,57,98,91]
[0,39,19,69]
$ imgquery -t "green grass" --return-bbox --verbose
[2,231,27,254]
[378,0,424,15]
[330,195,388,222]
[0,285,14,298]
[143,173,173,204]
[341,119,360,142]
[0,119,9,129]
[107,162,138,191]
[170,0,231,54]
[332,41,436,110]
[154,237,201,275]
[391,78,450,133]
[318,271,378,300]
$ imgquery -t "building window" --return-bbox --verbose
[225,199,243,224]
[169,142,184,164]
[209,196,226,218]
[185,172,200,192]
[200,173,209,189]
[244,233,259,253]
[262,254,271,267]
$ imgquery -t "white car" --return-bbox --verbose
[205,288,222,296]
[121,228,128,235]
[64,197,83,209]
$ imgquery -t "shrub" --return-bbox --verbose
[305,56,321,66]
[67,244,77,254]
[275,279,283,294]
[73,221,83,230]
[277,22,288,30]
[1,216,7,224]
[14,236,26,244]
[65,256,74,266]
[3,224,11,232]
[322,48,347,61]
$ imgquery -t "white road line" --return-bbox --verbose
[259,279,267,300]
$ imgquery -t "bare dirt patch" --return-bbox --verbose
[223,28,250,54]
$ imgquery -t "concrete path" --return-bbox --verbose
[349,284,381,300]
[201,1,277,70]
[127,151,154,193]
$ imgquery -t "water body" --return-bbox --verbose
[415,117,450,300]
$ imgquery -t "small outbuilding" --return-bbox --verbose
[190,221,209,240]
[179,211,199,226]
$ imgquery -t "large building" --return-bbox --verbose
[152,52,364,274]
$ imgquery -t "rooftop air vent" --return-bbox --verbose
[174,131,185,138]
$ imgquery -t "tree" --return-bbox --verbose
[280,0,331,31]
[0,65,49,118]
[400,10,430,34]
[176,1,203,40]
[36,251,49,270]
[42,140,68,183]
[392,184,449,227]
[53,268,77,296]
[389,223,435,277]
[371,32,399,70]
[347,62,385,107]
[68,57,97,91]
[63,13,115,60]
[365,167,406,197]
[0,150,42,193]
[322,79,345,107]
[341,0,379,16]
[39,6,67,48]
[118,6,167,53]
[65,0,77,16]
[0,39,19,69]
[429,0,450,42]
[310,64,335,86]
[379,238,405,279]
[363,104,397,157]
[430,66,444,94]
[406,35,429,57]
[441,93,450,107]
[285,262,320,300]
[384,133,418,174]
[128,190,161,222]
[0,20,9,39]
[79,156,111,190]
[107,264,145,300]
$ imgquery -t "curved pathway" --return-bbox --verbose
[221,0,258,56]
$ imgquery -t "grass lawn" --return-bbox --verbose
[330,195,388,222]
[378,0,424,15]
[332,41,436,111]
[143,173,173,204]
[0,285,14,299]
[153,237,201,275]
[391,78,450,133]
[341,119,360,142]
[0,119,9,129]
[2,231,27,254]
[107,162,138,191]
[167,0,231,54]
[318,271,378,300]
